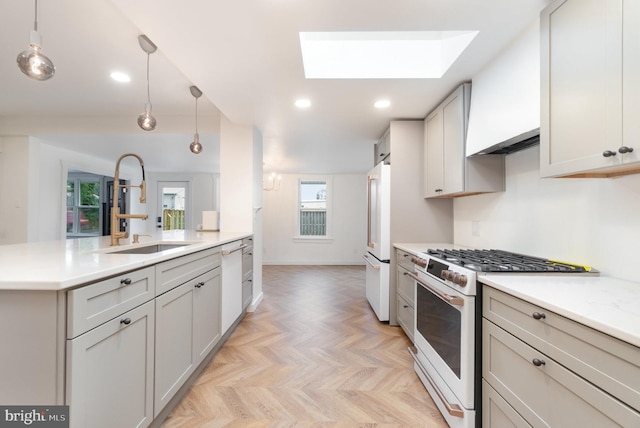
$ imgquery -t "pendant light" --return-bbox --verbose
[16,0,55,81]
[189,85,203,154]
[137,35,157,131]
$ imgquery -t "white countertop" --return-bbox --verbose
[393,243,640,348]
[0,230,251,291]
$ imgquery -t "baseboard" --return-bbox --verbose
[262,260,366,266]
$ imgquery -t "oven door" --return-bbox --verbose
[411,271,475,410]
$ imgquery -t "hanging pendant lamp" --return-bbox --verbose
[189,85,203,154]
[137,35,157,131]
[17,0,55,81]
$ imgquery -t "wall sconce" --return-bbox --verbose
[16,0,55,81]
[263,172,281,191]
[137,35,157,131]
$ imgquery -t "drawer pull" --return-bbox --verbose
[532,312,546,320]
[618,146,634,154]
[120,278,132,285]
[120,318,132,325]
[532,358,546,367]
[403,305,409,308]
[194,282,205,288]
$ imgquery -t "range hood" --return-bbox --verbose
[472,128,540,155]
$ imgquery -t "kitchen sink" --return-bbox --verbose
[106,243,190,255]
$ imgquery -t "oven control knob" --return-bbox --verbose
[440,270,451,281]
[455,275,468,287]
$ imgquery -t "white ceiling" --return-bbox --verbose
[0,0,548,174]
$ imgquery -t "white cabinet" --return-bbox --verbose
[395,249,415,342]
[221,240,245,334]
[424,83,504,198]
[540,0,640,177]
[154,267,220,415]
[66,300,155,428]
[482,286,640,427]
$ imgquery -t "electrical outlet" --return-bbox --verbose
[472,221,480,237]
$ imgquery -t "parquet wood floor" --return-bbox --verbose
[162,265,447,427]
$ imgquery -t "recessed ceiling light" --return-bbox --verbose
[110,71,131,83]
[374,99,391,109]
[295,98,311,108]
[299,31,479,79]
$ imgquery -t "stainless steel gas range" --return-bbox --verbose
[407,248,595,428]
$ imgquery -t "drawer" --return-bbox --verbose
[67,266,155,338]
[396,249,414,271]
[482,380,531,428]
[396,265,415,305]
[156,247,220,295]
[483,286,640,411]
[396,294,414,342]
[483,319,640,427]
[242,278,252,309]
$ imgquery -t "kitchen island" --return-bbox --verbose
[0,230,252,428]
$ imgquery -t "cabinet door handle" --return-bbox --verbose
[120,278,132,285]
[532,312,546,320]
[194,282,204,288]
[435,188,443,192]
[602,150,617,157]
[532,358,546,367]
[120,318,131,325]
[618,146,634,154]
[403,305,409,308]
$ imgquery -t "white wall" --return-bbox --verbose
[263,173,366,265]
[454,145,640,281]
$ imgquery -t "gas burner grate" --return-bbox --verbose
[426,249,590,273]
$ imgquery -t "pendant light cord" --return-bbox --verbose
[146,53,151,104]
[34,0,38,31]
[195,97,199,134]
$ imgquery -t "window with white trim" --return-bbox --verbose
[297,178,331,238]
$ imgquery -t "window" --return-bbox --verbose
[67,174,101,237]
[298,178,331,238]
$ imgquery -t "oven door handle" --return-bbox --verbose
[406,271,464,307]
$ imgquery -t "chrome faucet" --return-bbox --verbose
[111,153,149,246]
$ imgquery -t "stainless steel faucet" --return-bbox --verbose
[111,153,148,246]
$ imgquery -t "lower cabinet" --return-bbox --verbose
[66,300,155,428]
[395,249,415,342]
[482,287,640,427]
[155,267,221,415]
[65,243,230,427]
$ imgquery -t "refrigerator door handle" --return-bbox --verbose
[367,174,375,248]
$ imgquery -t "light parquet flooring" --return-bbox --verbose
[162,265,447,428]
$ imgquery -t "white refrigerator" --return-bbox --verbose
[363,162,391,321]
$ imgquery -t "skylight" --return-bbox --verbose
[299,31,478,79]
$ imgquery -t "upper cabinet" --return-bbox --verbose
[374,129,391,165]
[424,84,505,198]
[541,0,640,177]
